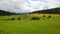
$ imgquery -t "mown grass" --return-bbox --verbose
[0,14,60,34]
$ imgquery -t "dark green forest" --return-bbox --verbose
[32,8,60,14]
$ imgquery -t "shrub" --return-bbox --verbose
[47,15,51,18]
[10,18,15,20]
[43,15,46,17]
[18,17,21,20]
[31,17,40,20]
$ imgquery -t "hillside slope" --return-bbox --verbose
[32,8,60,14]
[0,10,16,16]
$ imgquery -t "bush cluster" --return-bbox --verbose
[31,17,40,20]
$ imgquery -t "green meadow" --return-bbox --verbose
[0,14,60,34]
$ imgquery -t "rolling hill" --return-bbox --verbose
[32,7,60,14]
[0,10,17,16]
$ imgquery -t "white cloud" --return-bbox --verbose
[0,0,60,13]
[47,0,60,8]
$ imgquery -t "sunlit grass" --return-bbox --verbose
[0,14,60,34]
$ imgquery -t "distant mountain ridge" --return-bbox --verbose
[32,8,60,14]
[0,10,16,16]
[0,7,60,16]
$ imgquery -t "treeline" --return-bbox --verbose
[0,10,17,16]
[32,8,60,14]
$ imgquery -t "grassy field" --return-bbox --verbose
[0,14,60,34]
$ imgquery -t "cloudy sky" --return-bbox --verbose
[0,0,60,13]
